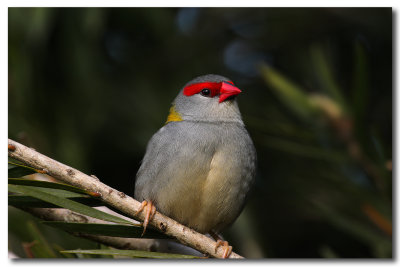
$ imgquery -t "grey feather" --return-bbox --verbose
[134,74,257,234]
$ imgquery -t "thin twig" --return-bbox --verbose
[8,139,243,259]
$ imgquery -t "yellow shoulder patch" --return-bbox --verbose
[165,105,183,124]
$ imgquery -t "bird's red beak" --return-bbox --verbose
[219,81,242,103]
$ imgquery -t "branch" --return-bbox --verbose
[8,139,243,259]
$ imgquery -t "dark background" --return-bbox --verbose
[8,8,392,258]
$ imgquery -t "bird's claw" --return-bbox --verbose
[215,240,232,259]
[135,200,156,236]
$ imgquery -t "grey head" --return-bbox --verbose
[173,74,244,123]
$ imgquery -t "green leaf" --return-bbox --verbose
[51,244,76,258]
[8,184,134,225]
[8,162,38,178]
[25,221,58,258]
[61,249,201,259]
[8,178,94,196]
[310,45,348,113]
[27,187,86,198]
[9,182,88,199]
[259,64,317,120]
[9,195,103,208]
[42,221,167,239]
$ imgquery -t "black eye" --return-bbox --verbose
[200,88,211,97]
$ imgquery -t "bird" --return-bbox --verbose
[134,74,257,258]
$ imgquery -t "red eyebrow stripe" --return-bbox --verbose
[183,82,222,97]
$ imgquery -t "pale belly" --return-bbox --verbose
[153,147,250,234]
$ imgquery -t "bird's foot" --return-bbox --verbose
[214,240,232,259]
[134,200,156,236]
[209,231,232,258]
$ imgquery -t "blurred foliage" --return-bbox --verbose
[8,8,392,258]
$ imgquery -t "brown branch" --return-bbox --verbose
[8,139,243,259]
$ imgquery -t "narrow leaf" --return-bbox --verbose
[310,45,347,113]
[8,162,38,178]
[42,221,167,239]
[8,178,95,196]
[259,64,317,120]
[26,221,58,258]
[9,195,102,208]
[52,244,76,258]
[61,249,200,259]
[27,187,86,198]
[8,184,134,225]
